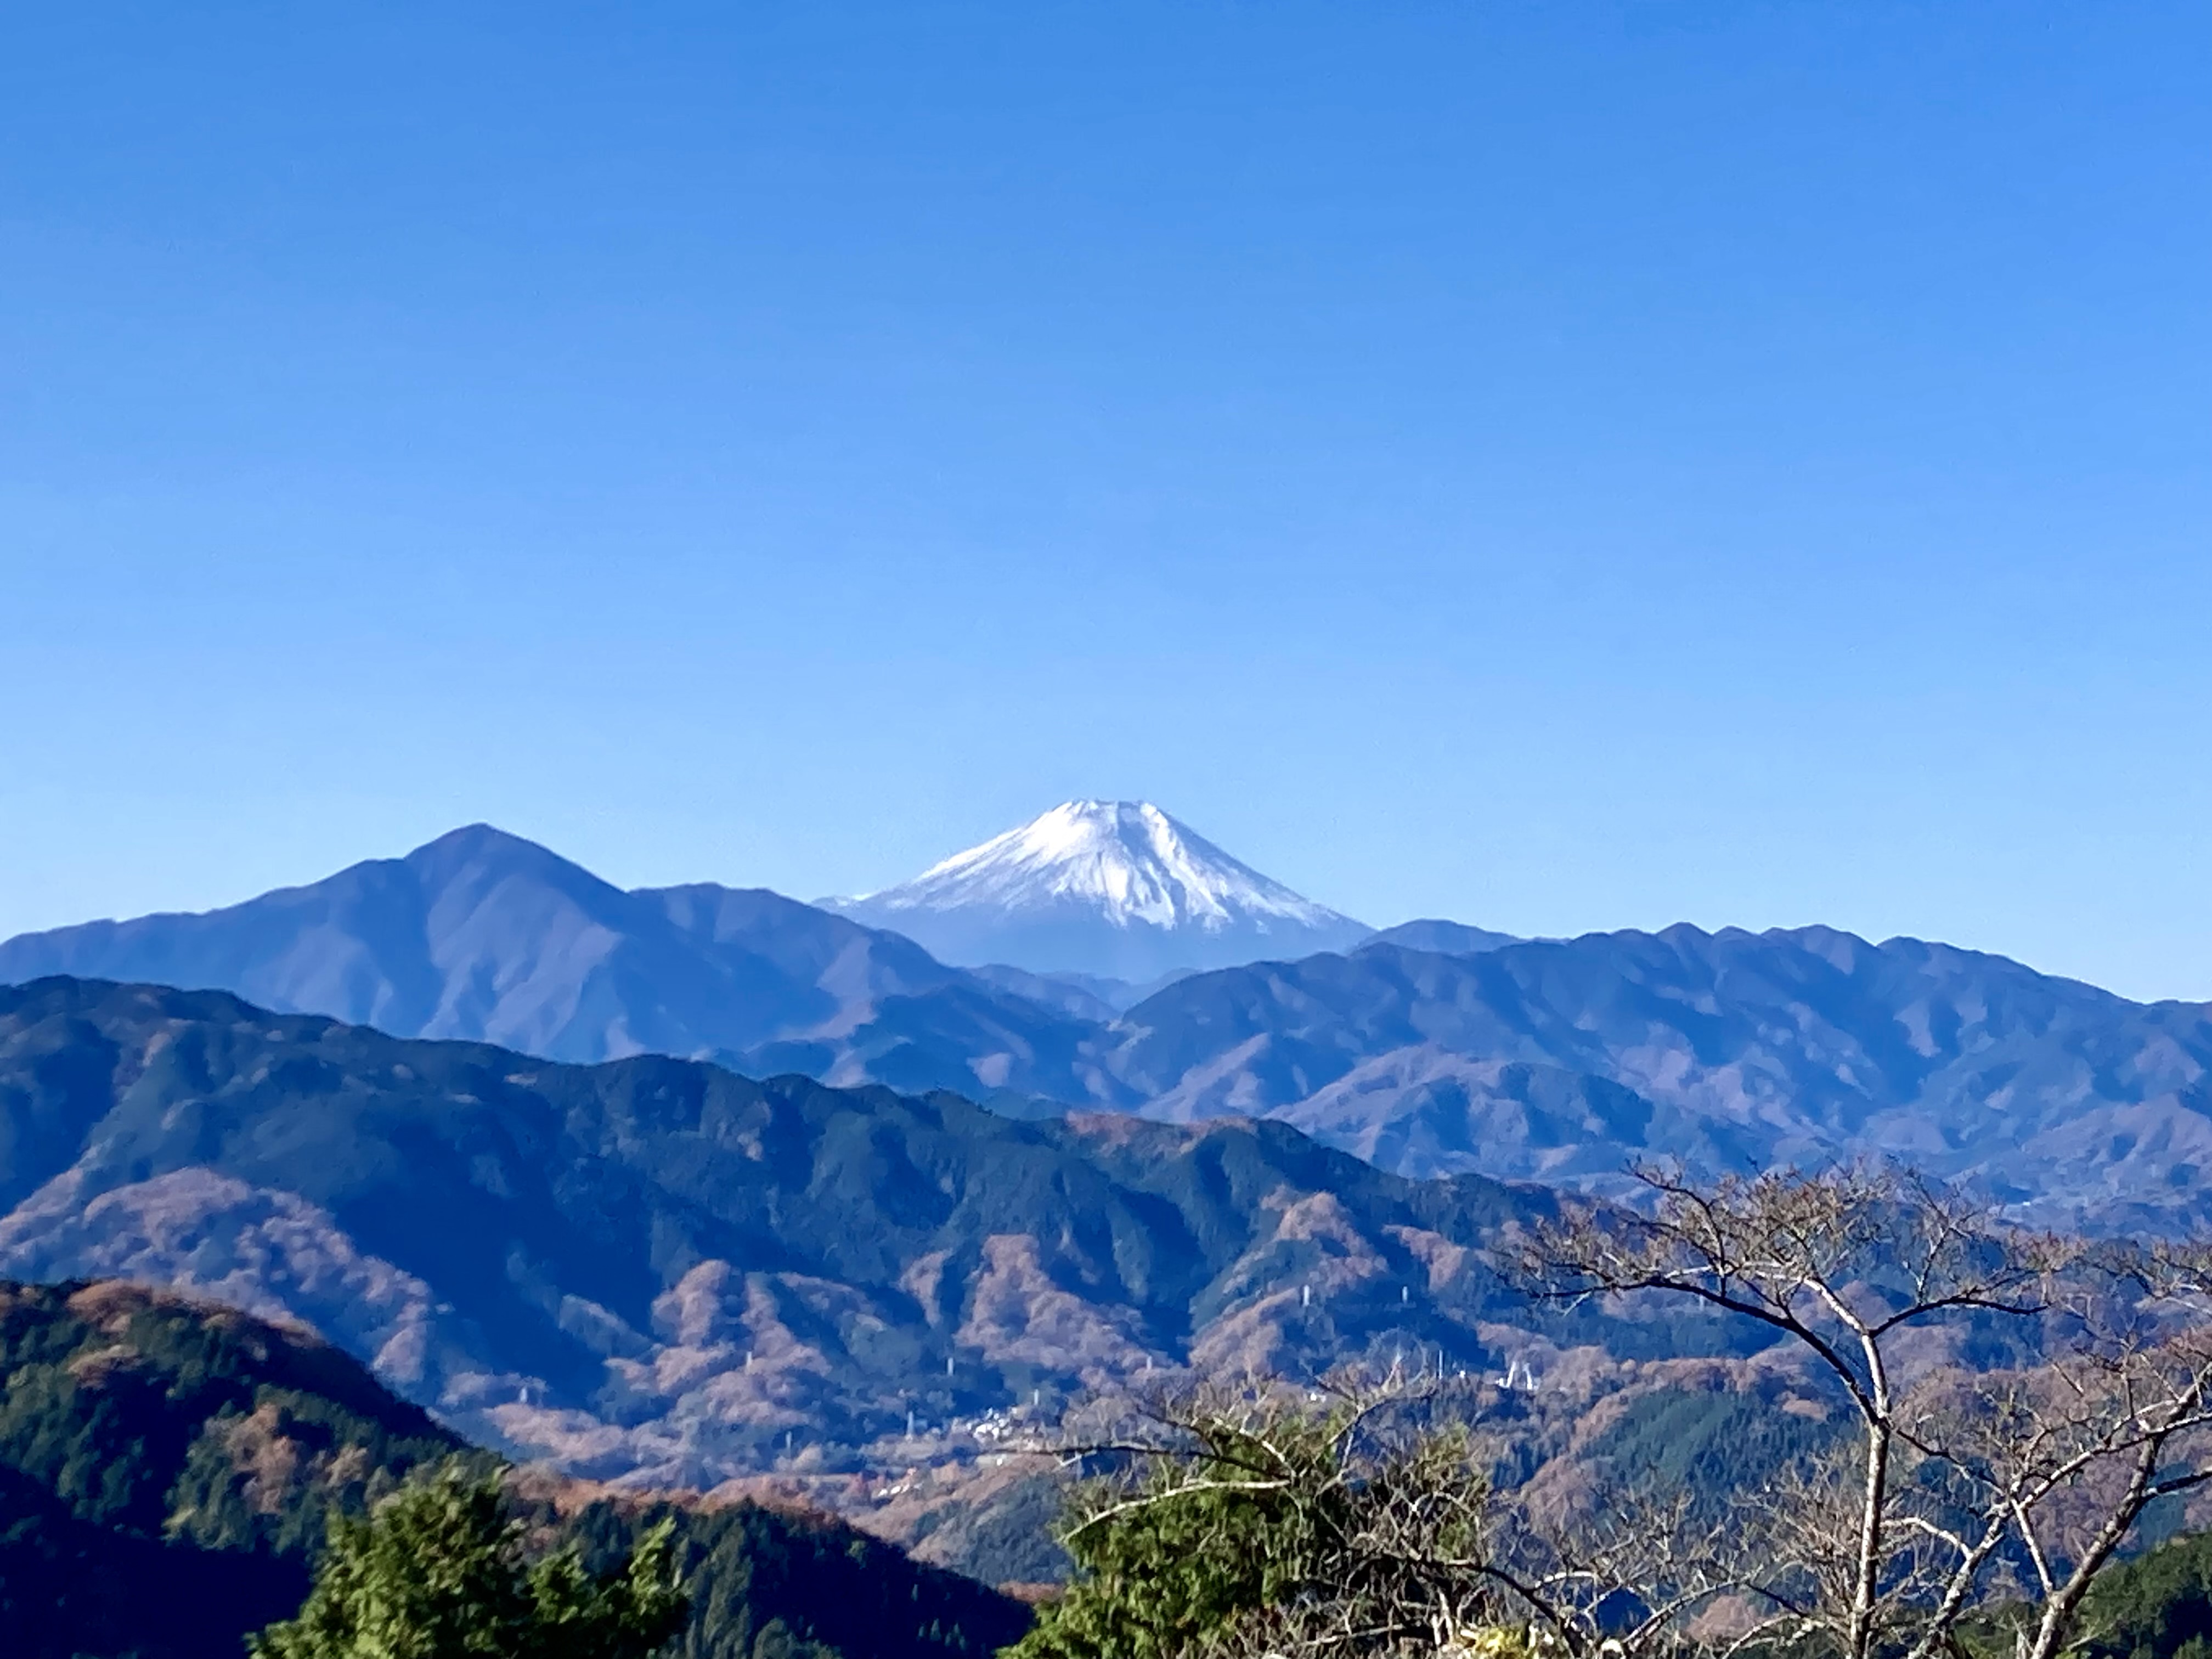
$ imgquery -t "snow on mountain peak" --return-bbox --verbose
[897,800,1323,927]
[827,801,1371,979]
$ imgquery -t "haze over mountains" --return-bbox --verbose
[2,808,2208,1220]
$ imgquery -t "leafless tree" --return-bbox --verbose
[1511,1162,2212,1659]
[1892,1246,2212,1659]
[1022,1169,2212,1659]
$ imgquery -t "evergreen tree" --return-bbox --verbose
[251,1463,687,1659]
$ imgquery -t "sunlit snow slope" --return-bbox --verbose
[825,800,1372,979]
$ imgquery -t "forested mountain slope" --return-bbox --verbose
[0,1278,458,1658]
[0,1278,1026,1659]
[0,977,1609,1502]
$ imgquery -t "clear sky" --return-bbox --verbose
[2,2,2205,1002]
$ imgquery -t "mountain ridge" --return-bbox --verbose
[5,827,2209,1220]
[0,823,1117,1107]
[0,975,1587,1517]
[1108,926,2212,1224]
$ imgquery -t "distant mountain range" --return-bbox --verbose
[0,822,1105,1102]
[1112,927,2212,1227]
[822,800,1374,980]
[2,818,2208,1220]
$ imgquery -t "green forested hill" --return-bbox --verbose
[0,1278,1027,1659]
[0,1277,462,1656]
[2059,1527,2212,1659]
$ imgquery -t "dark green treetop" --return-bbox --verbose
[252,1463,688,1659]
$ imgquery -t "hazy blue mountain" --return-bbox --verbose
[966,963,1193,1017]
[7,831,2208,1219]
[962,963,1126,1022]
[0,978,1600,1502]
[0,825,1113,1107]
[1366,919,1521,956]
[823,800,1373,979]
[1108,929,2212,1226]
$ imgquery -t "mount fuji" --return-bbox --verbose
[822,800,1373,980]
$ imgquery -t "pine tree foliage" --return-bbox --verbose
[251,1464,687,1659]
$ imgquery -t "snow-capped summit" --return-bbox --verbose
[885,801,1337,930]
[825,800,1372,981]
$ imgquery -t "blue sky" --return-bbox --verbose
[3,2,2205,1001]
